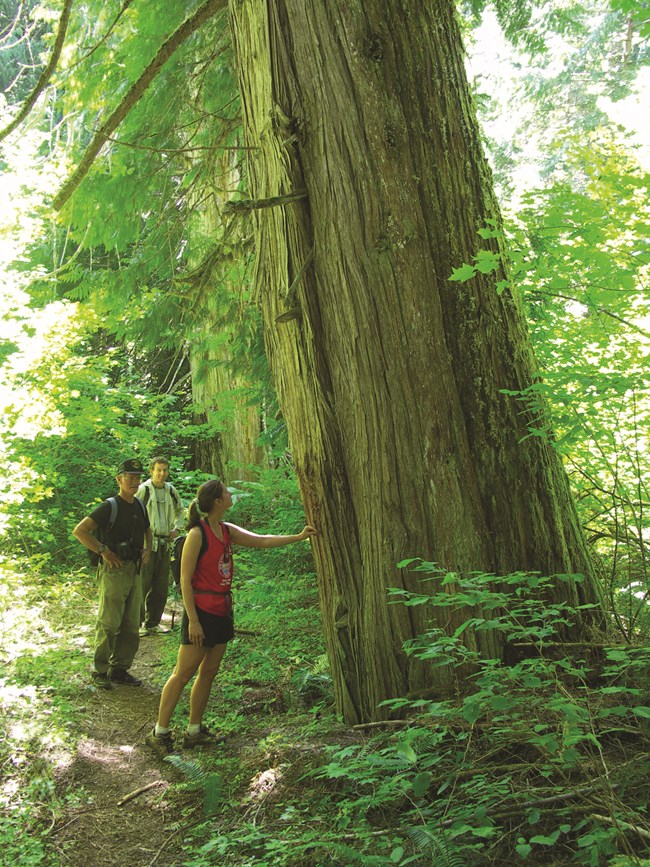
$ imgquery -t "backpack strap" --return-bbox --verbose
[142,481,180,509]
[168,483,181,509]
[134,496,146,519]
[105,496,145,534]
[198,521,208,559]
[106,497,118,531]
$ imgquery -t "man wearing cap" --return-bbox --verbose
[136,456,184,635]
[73,458,153,689]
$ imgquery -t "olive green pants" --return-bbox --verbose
[94,560,141,674]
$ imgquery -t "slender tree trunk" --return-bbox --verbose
[229,0,604,723]
[189,149,265,479]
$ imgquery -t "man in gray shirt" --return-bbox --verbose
[136,456,184,635]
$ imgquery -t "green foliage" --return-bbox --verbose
[0,313,196,565]
[312,565,650,865]
[164,755,223,816]
[461,0,592,55]
[0,0,48,104]
[0,562,91,867]
[611,0,650,38]
[502,135,650,637]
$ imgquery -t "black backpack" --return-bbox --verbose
[88,496,147,566]
[170,522,208,585]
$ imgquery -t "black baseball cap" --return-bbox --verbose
[117,458,145,475]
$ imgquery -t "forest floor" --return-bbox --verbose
[44,605,343,867]
[2,562,351,867]
[48,610,192,867]
[6,561,649,867]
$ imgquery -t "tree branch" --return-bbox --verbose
[67,0,135,70]
[223,191,308,213]
[0,1,26,45]
[0,0,74,143]
[528,289,650,339]
[116,779,164,806]
[52,0,227,211]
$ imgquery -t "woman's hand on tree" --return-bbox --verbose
[299,525,318,541]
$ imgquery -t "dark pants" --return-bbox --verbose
[140,544,171,628]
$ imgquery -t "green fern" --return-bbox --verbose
[164,754,204,780]
[163,755,222,815]
[312,654,330,675]
[408,825,465,867]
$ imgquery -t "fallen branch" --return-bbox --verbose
[53,0,227,210]
[149,826,183,866]
[591,813,650,841]
[352,720,411,730]
[234,628,259,636]
[0,0,74,142]
[117,779,165,807]
[511,641,621,649]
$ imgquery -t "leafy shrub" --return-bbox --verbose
[313,565,650,865]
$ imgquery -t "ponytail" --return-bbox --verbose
[185,480,224,530]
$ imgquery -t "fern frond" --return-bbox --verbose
[164,754,205,780]
[407,825,464,867]
[203,772,223,815]
[312,654,331,675]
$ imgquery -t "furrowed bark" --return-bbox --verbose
[229,0,604,723]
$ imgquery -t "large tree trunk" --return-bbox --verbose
[229,0,603,723]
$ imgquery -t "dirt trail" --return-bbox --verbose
[51,614,188,867]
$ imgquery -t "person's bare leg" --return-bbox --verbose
[157,644,206,728]
[188,643,228,725]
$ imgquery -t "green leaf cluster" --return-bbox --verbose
[313,566,650,865]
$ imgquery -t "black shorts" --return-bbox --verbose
[181,605,234,647]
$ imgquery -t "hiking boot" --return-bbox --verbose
[140,625,170,636]
[183,724,220,749]
[91,671,114,690]
[145,727,174,758]
[108,668,142,686]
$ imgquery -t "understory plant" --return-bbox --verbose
[313,565,650,866]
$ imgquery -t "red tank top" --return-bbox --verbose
[191,521,233,616]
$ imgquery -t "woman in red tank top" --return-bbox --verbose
[146,479,318,755]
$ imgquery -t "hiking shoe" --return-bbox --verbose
[183,724,220,749]
[140,625,170,636]
[145,727,174,758]
[108,669,142,686]
[91,671,114,690]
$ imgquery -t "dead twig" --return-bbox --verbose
[117,779,165,807]
[149,827,183,866]
[591,813,650,841]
